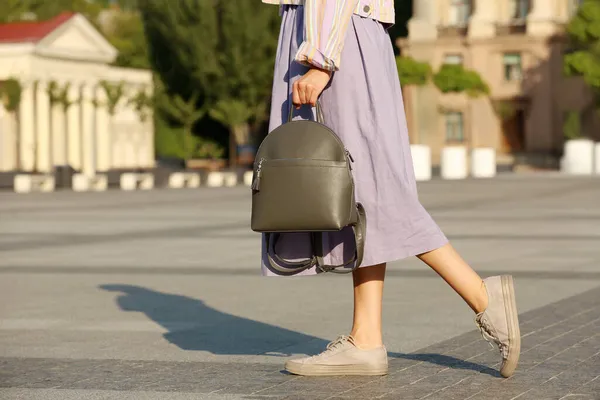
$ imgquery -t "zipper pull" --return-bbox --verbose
[251,158,265,191]
[345,150,354,170]
[346,149,354,162]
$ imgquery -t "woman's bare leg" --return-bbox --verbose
[349,263,386,349]
[418,243,488,313]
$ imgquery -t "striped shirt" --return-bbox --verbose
[262,0,395,71]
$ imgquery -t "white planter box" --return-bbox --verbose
[223,171,238,187]
[595,143,600,175]
[561,139,594,175]
[471,148,496,178]
[168,172,201,189]
[243,171,254,187]
[120,173,154,191]
[410,144,432,181]
[72,174,108,192]
[441,146,468,180]
[14,174,55,193]
[206,171,239,187]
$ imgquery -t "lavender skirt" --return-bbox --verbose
[261,6,448,276]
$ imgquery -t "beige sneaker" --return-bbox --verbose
[476,275,521,378]
[285,335,388,376]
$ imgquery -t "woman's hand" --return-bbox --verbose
[292,68,332,108]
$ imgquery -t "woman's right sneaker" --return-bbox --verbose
[285,335,388,376]
[476,275,521,378]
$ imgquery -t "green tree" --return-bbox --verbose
[208,0,280,167]
[139,0,279,167]
[102,10,149,69]
[158,91,207,162]
[433,64,490,97]
[563,0,600,110]
[396,56,432,87]
[563,111,582,140]
[0,0,104,22]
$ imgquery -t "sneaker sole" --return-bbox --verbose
[500,275,521,378]
[285,361,388,376]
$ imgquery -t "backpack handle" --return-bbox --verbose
[288,100,325,124]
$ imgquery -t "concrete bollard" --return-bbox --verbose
[120,173,138,191]
[410,144,432,181]
[168,172,201,189]
[243,171,254,186]
[223,172,238,187]
[206,172,225,187]
[441,146,468,180]
[138,173,154,190]
[595,143,600,175]
[562,139,594,175]
[471,147,496,178]
[14,174,55,193]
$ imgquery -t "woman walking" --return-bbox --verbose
[260,0,521,378]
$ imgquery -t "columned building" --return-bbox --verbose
[0,12,153,187]
[400,0,599,169]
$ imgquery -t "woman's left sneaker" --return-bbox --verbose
[476,275,521,378]
[285,335,388,376]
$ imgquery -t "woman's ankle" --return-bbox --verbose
[350,328,384,349]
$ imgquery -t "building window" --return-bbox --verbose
[445,112,465,143]
[509,0,530,23]
[503,53,523,81]
[444,54,464,65]
[448,0,472,26]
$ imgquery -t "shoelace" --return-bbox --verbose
[309,335,354,360]
[475,314,508,359]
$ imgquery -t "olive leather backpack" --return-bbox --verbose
[250,103,366,274]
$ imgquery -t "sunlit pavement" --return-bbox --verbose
[1,174,599,399]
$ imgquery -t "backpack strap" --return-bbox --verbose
[265,203,366,275]
[264,232,318,275]
[315,203,366,274]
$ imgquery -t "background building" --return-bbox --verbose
[0,12,153,188]
[399,0,600,169]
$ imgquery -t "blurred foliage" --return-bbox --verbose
[127,88,153,122]
[0,78,22,112]
[0,0,104,22]
[102,11,149,69]
[99,80,126,115]
[396,56,432,86]
[493,101,517,121]
[157,90,207,161]
[139,0,279,164]
[433,64,490,97]
[563,110,582,140]
[564,0,600,110]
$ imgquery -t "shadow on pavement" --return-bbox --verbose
[99,284,498,376]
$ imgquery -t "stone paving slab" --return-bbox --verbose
[1,176,600,399]
[1,287,599,399]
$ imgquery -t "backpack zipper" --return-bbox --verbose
[251,157,266,191]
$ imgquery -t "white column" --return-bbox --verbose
[469,0,497,38]
[95,85,111,172]
[408,1,438,41]
[66,83,82,170]
[35,81,52,173]
[0,102,12,171]
[144,118,155,168]
[18,82,35,172]
[80,84,96,176]
[528,0,559,36]
[51,85,67,166]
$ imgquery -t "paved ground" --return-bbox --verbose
[0,174,599,400]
